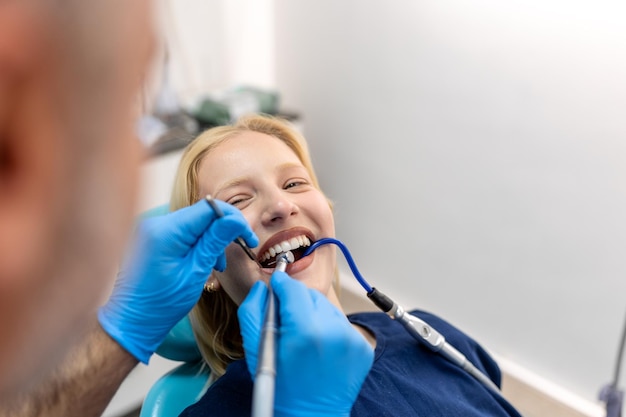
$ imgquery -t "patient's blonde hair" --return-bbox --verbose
[170,114,335,378]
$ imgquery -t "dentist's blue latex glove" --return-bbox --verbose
[98,199,258,364]
[239,271,374,417]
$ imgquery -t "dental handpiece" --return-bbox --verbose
[390,304,501,394]
[252,251,294,417]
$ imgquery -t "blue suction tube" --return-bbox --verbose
[302,238,373,293]
[302,238,395,312]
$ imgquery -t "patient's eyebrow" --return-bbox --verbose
[214,177,250,196]
[275,162,308,174]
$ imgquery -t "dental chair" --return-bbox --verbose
[136,204,211,417]
[139,316,210,417]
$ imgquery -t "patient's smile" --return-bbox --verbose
[259,234,311,267]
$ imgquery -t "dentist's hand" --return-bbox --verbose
[98,199,258,364]
[239,271,374,417]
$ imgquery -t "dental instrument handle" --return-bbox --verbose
[367,286,500,394]
[303,238,502,395]
[390,303,501,394]
[252,252,293,417]
[205,195,262,267]
[252,288,276,417]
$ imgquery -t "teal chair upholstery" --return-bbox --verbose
[137,204,171,220]
[139,316,210,417]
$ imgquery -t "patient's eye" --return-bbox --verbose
[228,195,251,207]
[284,179,308,190]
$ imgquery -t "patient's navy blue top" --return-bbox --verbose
[179,310,522,417]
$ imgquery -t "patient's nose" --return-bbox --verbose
[261,192,299,225]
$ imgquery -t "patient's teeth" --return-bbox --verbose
[261,235,313,263]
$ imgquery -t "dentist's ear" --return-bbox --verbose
[0,2,65,278]
[0,0,154,402]
[0,1,81,287]
[0,2,78,396]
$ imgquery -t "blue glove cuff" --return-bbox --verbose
[98,307,152,364]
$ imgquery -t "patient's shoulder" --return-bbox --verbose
[179,360,252,417]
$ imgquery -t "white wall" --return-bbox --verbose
[273,0,626,407]
[146,0,626,411]
[156,0,275,106]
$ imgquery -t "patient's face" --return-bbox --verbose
[198,132,337,305]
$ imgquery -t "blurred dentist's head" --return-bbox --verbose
[0,0,154,396]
